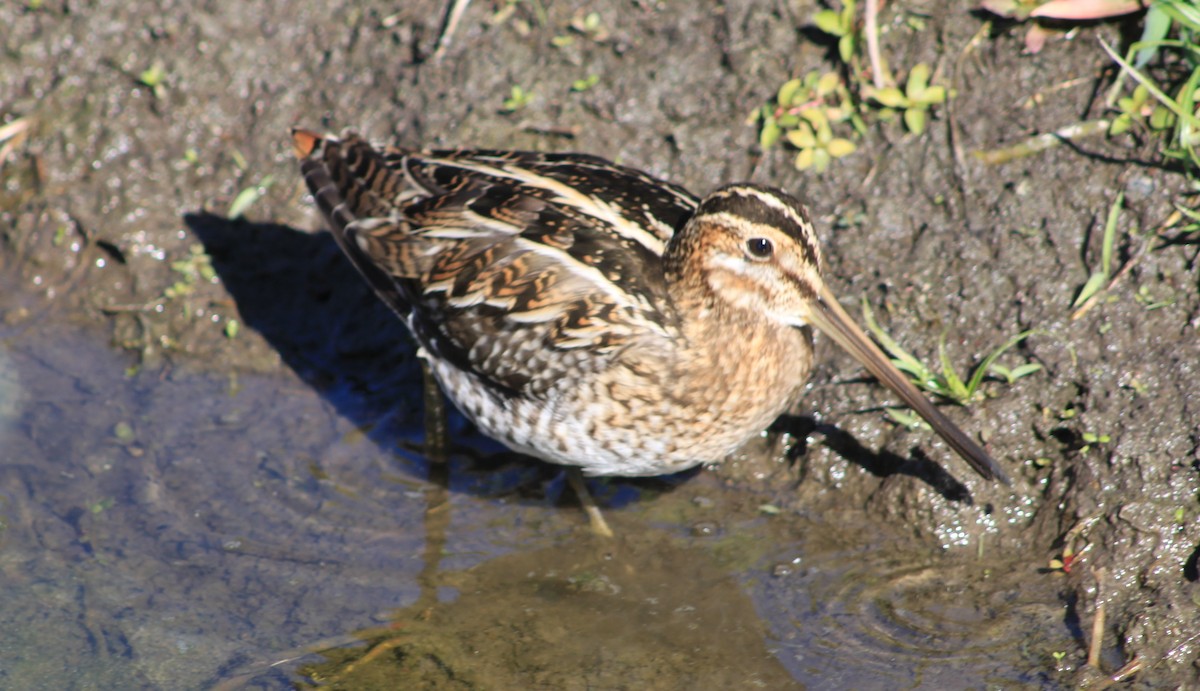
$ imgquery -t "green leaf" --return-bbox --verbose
[861,298,939,387]
[1101,191,1123,276]
[571,74,600,92]
[907,63,930,97]
[1135,5,1172,67]
[969,329,1040,394]
[786,125,816,149]
[838,34,855,64]
[778,78,805,107]
[870,86,907,109]
[794,148,815,170]
[798,107,828,131]
[816,72,841,97]
[938,341,970,404]
[1005,362,1044,381]
[1149,105,1176,131]
[228,174,274,219]
[885,407,930,430]
[904,107,926,134]
[1109,112,1133,136]
[1073,271,1108,307]
[920,85,947,105]
[812,148,832,173]
[760,117,782,149]
[826,138,856,157]
[813,10,844,36]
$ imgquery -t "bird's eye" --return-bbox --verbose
[746,237,773,259]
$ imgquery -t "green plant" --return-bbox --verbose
[813,0,859,64]
[1102,38,1200,176]
[754,4,952,171]
[1073,191,1124,309]
[786,109,857,172]
[571,74,600,92]
[138,61,167,99]
[865,63,947,134]
[1079,431,1111,455]
[164,243,217,300]
[748,71,861,173]
[1109,84,1178,136]
[501,85,533,113]
[1134,284,1175,310]
[861,298,1042,406]
[228,174,275,219]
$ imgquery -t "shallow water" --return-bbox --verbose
[0,307,1074,689]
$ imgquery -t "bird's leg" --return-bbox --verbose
[566,467,614,538]
[420,358,449,467]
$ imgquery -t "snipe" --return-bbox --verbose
[292,129,1009,529]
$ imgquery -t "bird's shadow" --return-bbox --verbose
[773,414,974,504]
[183,212,687,510]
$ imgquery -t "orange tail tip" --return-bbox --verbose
[291,128,323,159]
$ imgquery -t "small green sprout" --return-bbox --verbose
[865,63,947,134]
[885,407,929,431]
[861,298,1041,406]
[89,497,116,514]
[571,74,600,92]
[138,61,167,99]
[1134,284,1174,310]
[113,421,135,442]
[1079,431,1111,455]
[164,244,218,300]
[1073,192,1123,310]
[812,0,858,64]
[989,361,1044,385]
[224,319,240,339]
[501,85,533,113]
[228,174,275,219]
[569,10,608,42]
[1113,80,1185,136]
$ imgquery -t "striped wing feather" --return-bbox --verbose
[299,131,699,396]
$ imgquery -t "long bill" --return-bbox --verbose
[806,283,1012,486]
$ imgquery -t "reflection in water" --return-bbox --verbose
[294,510,801,690]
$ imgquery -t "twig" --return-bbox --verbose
[1088,567,1106,669]
[972,119,1111,165]
[864,0,890,89]
[0,116,32,166]
[947,22,992,223]
[432,0,472,61]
